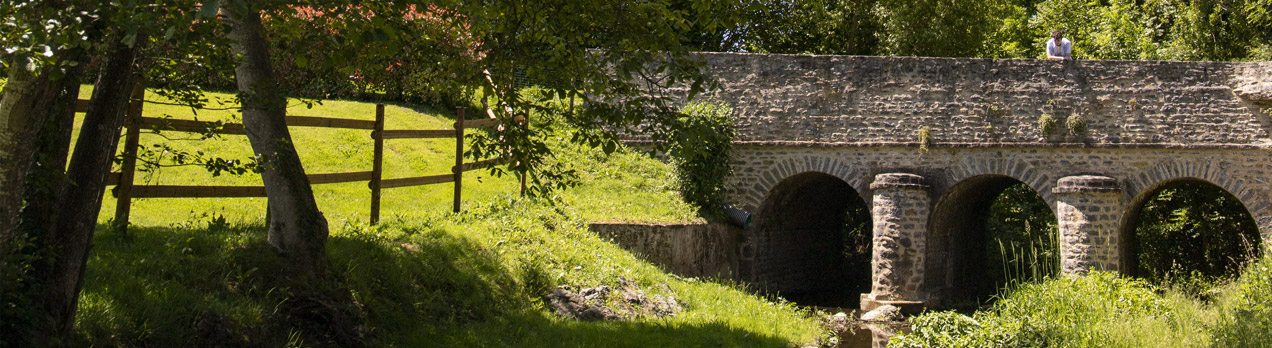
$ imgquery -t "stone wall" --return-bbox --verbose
[694,53,1272,147]
[589,223,742,279]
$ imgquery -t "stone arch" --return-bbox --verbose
[748,171,872,307]
[1122,159,1272,247]
[941,156,1055,204]
[924,174,1056,305]
[737,156,868,212]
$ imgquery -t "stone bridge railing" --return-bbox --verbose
[693,53,1272,147]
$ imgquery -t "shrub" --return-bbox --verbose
[1134,181,1262,292]
[668,102,735,219]
[1066,113,1086,136]
[917,126,932,152]
[1037,113,1057,139]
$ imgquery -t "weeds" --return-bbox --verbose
[1066,113,1086,136]
[918,126,932,152]
[1037,114,1057,139]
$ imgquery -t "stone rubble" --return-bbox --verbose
[545,276,683,321]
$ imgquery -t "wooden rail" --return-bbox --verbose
[85,88,522,227]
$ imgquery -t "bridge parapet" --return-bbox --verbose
[696,53,1272,148]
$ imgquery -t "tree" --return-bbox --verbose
[0,3,98,343]
[743,0,883,55]
[1167,0,1261,60]
[874,0,1014,57]
[217,0,331,278]
[0,1,94,259]
[450,0,714,196]
[0,2,228,344]
[1134,182,1261,288]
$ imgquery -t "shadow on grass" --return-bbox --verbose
[75,221,793,347]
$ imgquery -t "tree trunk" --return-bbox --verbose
[222,2,329,277]
[34,38,145,344]
[0,54,90,348]
[0,65,76,254]
[17,67,84,251]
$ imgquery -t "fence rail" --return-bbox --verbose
[83,85,518,228]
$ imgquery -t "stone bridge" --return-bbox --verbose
[660,53,1272,311]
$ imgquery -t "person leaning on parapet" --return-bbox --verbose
[1046,29,1073,61]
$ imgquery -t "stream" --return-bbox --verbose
[813,308,911,348]
[833,323,908,348]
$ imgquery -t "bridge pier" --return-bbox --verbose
[862,173,930,312]
[1053,175,1125,274]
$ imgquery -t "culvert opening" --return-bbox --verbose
[928,176,1057,307]
[753,172,871,308]
[1123,179,1262,291]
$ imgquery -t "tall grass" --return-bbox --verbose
[891,272,1217,348]
[1211,255,1272,347]
[892,256,1272,348]
[994,230,1059,292]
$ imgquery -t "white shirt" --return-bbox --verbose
[1047,38,1072,58]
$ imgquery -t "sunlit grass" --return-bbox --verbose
[891,266,1272,348]
[71,85,820,347]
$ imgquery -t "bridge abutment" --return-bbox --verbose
[862,173,931,312]
[1053,175,1125,274]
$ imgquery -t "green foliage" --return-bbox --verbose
[1212,256,1272,347]
[874,0,1015,57]
[433,0,717,198]
[1037,113,1057,139]
[671,0,772,52]
[1027,0,1269,61]
[673,0,1272,60]
[67,93,822,346]
[889,311,1028,348]
[1167,0,1263,60]
[668,102,736,218]
[894,255,1272,348]
[741,0,882,55]
[1134,181,1262,291]
[1066,113,1086,136]
[0,221,43,346]
[839,199,874,300]
[983,3,1034,58]
[985,183,1059,292]
[917,126,932,152]
[892,272,1212,348]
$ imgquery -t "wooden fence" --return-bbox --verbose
[81,85,512,227]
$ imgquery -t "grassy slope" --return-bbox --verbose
[70,87,823,347]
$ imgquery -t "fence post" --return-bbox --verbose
[370,104,385,225]
[113,83,145,232]
[453,107,465,213]
[519,112,528,197]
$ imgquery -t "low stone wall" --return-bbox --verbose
[589,223,742,280]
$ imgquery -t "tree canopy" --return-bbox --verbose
[691,0,1272,61]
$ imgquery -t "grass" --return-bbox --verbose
[891,262,1272,348]
[67,86,821,347]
